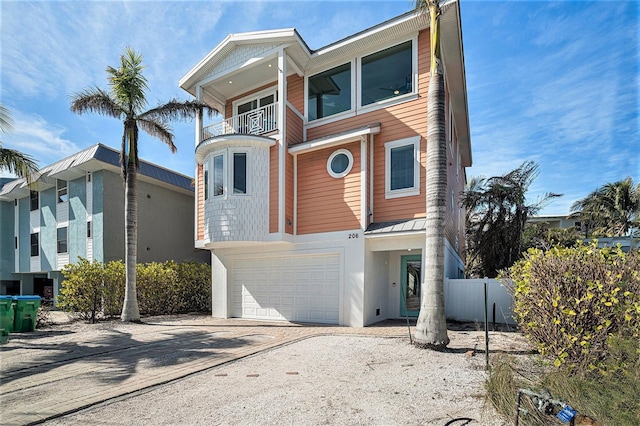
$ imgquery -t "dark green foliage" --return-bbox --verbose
[463,161,561,278]
[58,258,211,319]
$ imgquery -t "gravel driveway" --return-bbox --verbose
[45,332,520,425]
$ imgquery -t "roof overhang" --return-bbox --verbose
[289,123,381,155]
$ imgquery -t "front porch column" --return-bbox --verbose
[277,48,287,234]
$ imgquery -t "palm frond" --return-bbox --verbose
[70,87,123,118]
[107,47,148,115]
[141,99,217,122]
[137,118,176,153]
[0,104,15,135]
[0,147,39,180]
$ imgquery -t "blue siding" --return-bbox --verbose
[69,176,87,261]
[40,187,56,271]
[18,197,29,272]
[0,200,15,279]
[92,171,104,262]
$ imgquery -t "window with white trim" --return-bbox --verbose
[327,149,354,178]
[207,150,249,198]
[203,163,209,200]
[57,179,68,203]
[361,40,413,106]
[307,62,352,121]
[30,232,39,257]
[87,221,92,239]
[213,154,224,197]
[30,191,39,211]
[57,227,68,254]
[232,152,247,194]
[385,136,421,199]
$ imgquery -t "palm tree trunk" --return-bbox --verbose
[414,0,449,348]
[121,136,141,322]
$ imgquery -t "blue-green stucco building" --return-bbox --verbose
[0,143,208,302]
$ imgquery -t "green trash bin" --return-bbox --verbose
[0,295,14,343]
[12,296,41,332]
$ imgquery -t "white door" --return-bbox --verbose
[232,254,340,324]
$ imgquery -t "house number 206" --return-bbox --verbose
[348,233,359,239]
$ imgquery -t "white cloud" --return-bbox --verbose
[2,111,79,168]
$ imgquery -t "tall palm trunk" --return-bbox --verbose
[414,0,449,348]
[121,127,140,322]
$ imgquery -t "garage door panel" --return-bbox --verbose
[232,254,340,324]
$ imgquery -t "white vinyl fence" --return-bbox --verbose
[444,278,516,325]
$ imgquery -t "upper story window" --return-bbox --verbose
[30,191,39,211]
[327,149,354,178]
[385,136,421,199]
[207,150,249,198]
[307,62,352,121]
[57,179,68,203]
[30,232,39,257]
[213,154,224,197]
[87,221,92,239]
[361,40,413,106]
[57,227,68,254]
[204,163,209,201]
[232,88,277,135]
[232,152,247,194]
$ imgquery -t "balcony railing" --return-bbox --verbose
[202,103,278,141]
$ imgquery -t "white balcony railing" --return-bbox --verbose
[202,103,278,141]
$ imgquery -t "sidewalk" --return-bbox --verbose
[0,315,412,425]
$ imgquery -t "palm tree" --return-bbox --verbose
[71,48,214,322]
[413,0,449,349]
[571,177,639,237]
[0,104,38,179]
[462,161,561,277]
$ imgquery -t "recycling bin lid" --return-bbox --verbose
[12,295,42,300]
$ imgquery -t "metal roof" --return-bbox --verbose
[0,143,194,199]
[365,218,427,235]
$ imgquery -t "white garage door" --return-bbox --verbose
[232,254,340,324]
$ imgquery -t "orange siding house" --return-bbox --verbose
[180,2,471,327]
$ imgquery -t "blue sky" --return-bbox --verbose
[1,0,638,215]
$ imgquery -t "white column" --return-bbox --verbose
[277,48,287,234]
[195,85,203,148]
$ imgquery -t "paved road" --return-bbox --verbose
[0,315,411,425]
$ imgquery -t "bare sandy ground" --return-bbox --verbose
[44,330,524,425]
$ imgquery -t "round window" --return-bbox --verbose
[327,149,354,178]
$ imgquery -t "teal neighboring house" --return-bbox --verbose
[0,143,208,303]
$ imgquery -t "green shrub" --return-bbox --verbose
[58,258,111,320]
[136,261,179,315]
[502,243,640,372]
[59,258,212,319]
[174,261,212,312]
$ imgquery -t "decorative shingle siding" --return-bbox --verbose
[203,146,271,242]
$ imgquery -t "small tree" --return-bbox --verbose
[71,48,215,322]
[463,161,561,277]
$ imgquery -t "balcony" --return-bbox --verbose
[202,103,278,141]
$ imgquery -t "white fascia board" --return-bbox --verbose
[289,125,381,155]
[180,29,308,92]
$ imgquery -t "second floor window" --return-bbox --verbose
[308,62,352,121]
[30,191,39,211]
[232,152,247,194]
[385,136,421,199]
[30,232,39,257]
[213,154,224,197]
[57,179,68,203]
[57,227,68,254]
[361,41,413,106]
